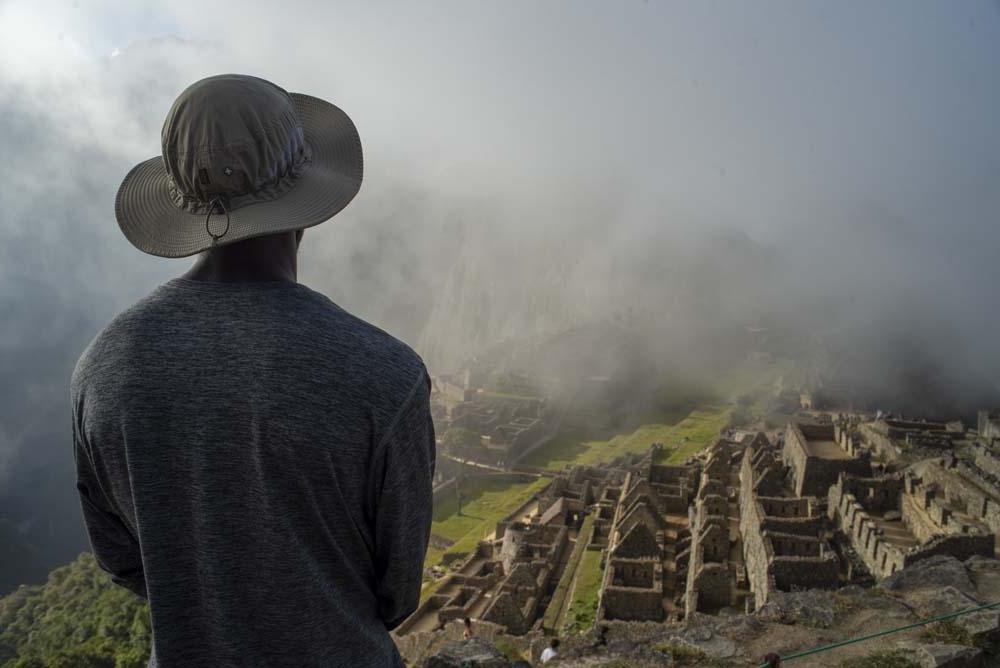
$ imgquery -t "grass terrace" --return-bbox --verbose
[563,549,605,634]
[521,405,731,471]
[543,514,596,631]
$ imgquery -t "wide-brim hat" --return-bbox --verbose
[115,74,363,258]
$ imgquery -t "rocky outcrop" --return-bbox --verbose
[883,554,976,595]
[424,638,512,668]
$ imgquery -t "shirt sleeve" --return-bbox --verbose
[73,407,147,598]
[370,370,436,630]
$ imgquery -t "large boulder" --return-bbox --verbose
[883,556,975,596]
[756,590,836,628]
[965,555,1000,603]
[912,643,984,668]
[424,638,512,668]
[911,586,979,618]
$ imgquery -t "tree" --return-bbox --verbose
[0,554,150,668]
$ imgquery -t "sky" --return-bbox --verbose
[0,0,998,583]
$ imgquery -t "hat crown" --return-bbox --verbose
[161,74,311,212]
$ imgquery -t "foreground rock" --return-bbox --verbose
[911,643,984,668]
[424,638,512,668]
[883,554,977,596]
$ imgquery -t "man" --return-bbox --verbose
[540,638,560,664]
[72,74,435,667]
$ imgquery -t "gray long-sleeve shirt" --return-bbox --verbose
[71,278,435,668]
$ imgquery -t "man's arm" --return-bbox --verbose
[370,371,436,630]
[73,410,147,598]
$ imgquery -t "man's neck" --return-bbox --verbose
[181,232,299,284]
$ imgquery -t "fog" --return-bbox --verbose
[1,0,998,589]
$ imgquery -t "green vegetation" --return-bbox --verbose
[522,406,731,471]
[919,619,974,646]
[652,408,733,464]
[0,554,149,668]
[543,514,596,631]
[564,549,604,634]
[838,650,919,668]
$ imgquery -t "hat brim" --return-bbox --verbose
[115,93,363,258]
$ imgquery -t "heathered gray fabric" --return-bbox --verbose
[71,278,435,668]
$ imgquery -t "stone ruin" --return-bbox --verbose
[858,416,960,461]
[439,393,554,467]
[738,434,840,611]
[400,409,1000,645]
[683,437,740,617]
[828,469,995,580]
[597,461,700,623]
[395,461,633,638]
[781,422,872,497]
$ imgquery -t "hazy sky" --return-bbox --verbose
[0,0,998,580]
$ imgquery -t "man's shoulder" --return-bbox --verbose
[309,292,428,399]
[71,287,172,395]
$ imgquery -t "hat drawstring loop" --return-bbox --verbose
[205,197,231,246]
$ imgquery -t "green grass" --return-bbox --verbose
[564,549,605,635]
[838,650,919,668]
[543,514,596,631]
[652,407,732,464]
[521,406,731,472]
[429,476,548,544]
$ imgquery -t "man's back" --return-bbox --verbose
[72,278,435,667]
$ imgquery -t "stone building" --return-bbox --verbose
[684,438,743,617]
[782,422,872,497]
[739,438,840,610]
[828,468,995,579]
[597,461,700,622]
[482,522,570,634]
[445,396,555,468]
[858,417,958,461]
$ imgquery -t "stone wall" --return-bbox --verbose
[783,423,872,497]
[601,584,664,622]
[917,458,1000,535]
[828,476,907,579]
[828,472,995,580]
[739,445,839,608]
[859,422,901,460]
[689,558,731,609]
[770,553,839,590]
[972,443,1000,480]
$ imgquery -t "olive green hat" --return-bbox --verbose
[115,74,363,258]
